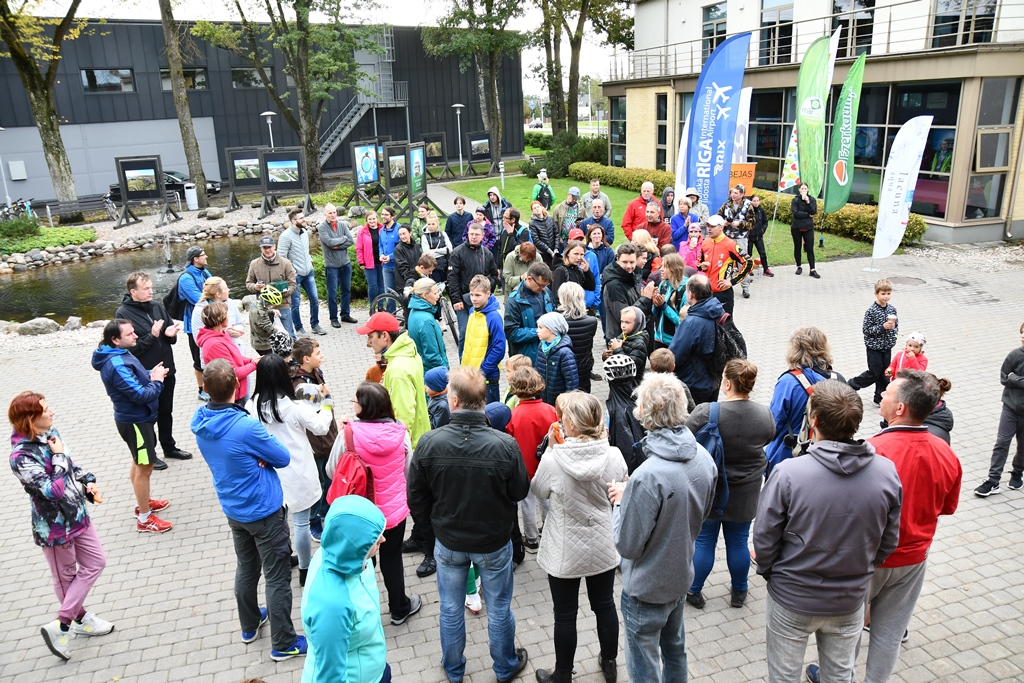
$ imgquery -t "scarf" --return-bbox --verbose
[539,335,562,356]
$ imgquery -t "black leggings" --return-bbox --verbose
[792,227,815,269]
[548,569,619,670]
[750,236,769,270]
[379,520,413,619]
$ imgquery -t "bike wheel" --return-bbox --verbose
[440,296,460,344]
[369,292,406,331]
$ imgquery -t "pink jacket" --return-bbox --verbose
[350,419,410,529]
[195,327,256,400]
[888,350,929,376]
[680,237,703,270]
[355,223,379,270]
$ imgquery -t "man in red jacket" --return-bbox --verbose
[806,369,961,683]
[622,181,656,241]
[643,203,671,248]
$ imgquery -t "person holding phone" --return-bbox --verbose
[790,183,819,278]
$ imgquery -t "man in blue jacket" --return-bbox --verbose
[179,246,211,400]
[668,274,724,405]
[191,359,306,662]
[91,319,172,533]
[503,263,553,365]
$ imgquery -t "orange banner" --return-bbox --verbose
[730,163,756,191]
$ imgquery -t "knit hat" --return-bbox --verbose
[537,311,569,336]
[907,332,926,347]
[475,207,488,215]
[424,367,449,393]
[485,401,512,432]
[625,306,647,332]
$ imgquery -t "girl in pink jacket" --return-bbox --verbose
[886,332,929,378]
[195,303,258,402]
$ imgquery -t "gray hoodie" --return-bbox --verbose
[753,439,902,616]
[614,425,717,603]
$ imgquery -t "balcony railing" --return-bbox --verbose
[357,78,409,105]
[608,0,1023,81]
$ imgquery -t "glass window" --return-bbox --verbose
[750,124,783,157]
[759,2,794,66]
[853,126,884,166]
[975,131,1011,171]
[81,69,134,93]
[978,78,1020,126]
[658,126,668,146]
[784,88,797,123]
[833,0,875,58]
[890,81,960,126]
[703,3,728,61]
[752,157,782,191]
[848,168,882,205]
[751,90,784,122]
[965,174,1005,219]
[857,85,889,125]
[232,68,268,89]
[610,121,626,144]
[610,96,626,120]
[611,145,626,168]
[918,129,957,173]
[932,0,996,47]
[160,68,208,91]
[657,94,668,121]
[910,176,949,218]
[678,93,694,141]
[610,96,627,168]
[656,148,668,172]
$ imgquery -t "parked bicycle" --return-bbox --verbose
[369,281,460,344]
[0,197,34,222]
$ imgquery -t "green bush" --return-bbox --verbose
[312,247,369,305]
[0,216,42,239]
[0,227,97,254]
[524,132,554,151]
[310,184,353,207]
[567,162,927,246]
[522,133,609,179]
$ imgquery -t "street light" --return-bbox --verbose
[0,127,10,207]
[261,111,277,150]
[452,103,465,176]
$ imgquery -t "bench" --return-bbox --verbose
[43,195,114,226]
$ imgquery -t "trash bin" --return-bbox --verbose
[184,183,198,211]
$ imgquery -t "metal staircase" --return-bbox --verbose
[318,26,410,167]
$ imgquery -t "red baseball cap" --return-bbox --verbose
[568,228,585,241]
[356,312,400,335]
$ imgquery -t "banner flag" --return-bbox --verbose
[779,126,801,191]
[873,115,933,260]
[733,87,752,164]
[795,29,841,197]
[825,53,867,212]
[675,116,691,195]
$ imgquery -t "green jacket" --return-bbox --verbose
[383,333,431,449]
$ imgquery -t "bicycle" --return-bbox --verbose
[103,192,119,221]
[369,281,460,345]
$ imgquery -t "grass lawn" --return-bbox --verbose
[524,145,546,157]
[759,221,874,267]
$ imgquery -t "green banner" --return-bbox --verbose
[795,36,831,197]
[825,54,866,212]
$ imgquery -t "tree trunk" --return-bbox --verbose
[551,25,566,134]
[541,0,561,136]
[473,52,492,135]
[487,52,503,162]
[158,0,208,208]
[563,0,590,137]
[23,87,77,202]
[292,5,324,193]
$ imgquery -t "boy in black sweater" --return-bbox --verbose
[975,321,1024,497]
[847,279,897,405]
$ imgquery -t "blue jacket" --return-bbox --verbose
[586,242,615,281]
[667,295,724,394]
[580,215,615,245]
[765,367,828,469]
[504,281,554,364]
[179,265,211,335]
[378,224,401,269]
[406,295,449,372]
[670,211,700,250]
[583,250,602,310]
[191,403,290,523]
[539,334,579,406]
[91,346,163,424]
[445,210,473,247]
[301,496,387,683]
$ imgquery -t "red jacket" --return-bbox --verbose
[196,327,257,401]
[507,398,558,479]
[699,234,751,293]
[887,350,929,376]
[869,425,961,567]
[622,196,654,241]
[645,220,672,248]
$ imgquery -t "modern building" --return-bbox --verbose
[604,0,1024,242]
[0,20,524,202]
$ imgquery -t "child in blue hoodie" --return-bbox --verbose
[462,274,507,404]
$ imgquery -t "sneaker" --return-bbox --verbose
[295,328,308,337]
[134,499,170,515]
[311,325,327,335]
[70,612,114,636]
[198,389,210,402]
[742,288,751,298]
[391,594,422,625]
[524,538,540,553]
[341,315,358,324]
[270,634,308,661]
[40,620,74,660]
[763,269,775,277]
[310,524,322,543]
[497,648,529,683]
[241,607,268,643]
[730,588,748,608]
[805,664,820,683]
[330,319,342,328]
[810,270,821,279]
[1009,475,1023,490]
[402,537,425,554]
[685,592,706,609]
[975,480,1001,497]
[137,514,173,533]
[465,592,482,614]
[590,371,603,381]
[902,629,909,643]
[795,267,803,275]
[416,556,436,578]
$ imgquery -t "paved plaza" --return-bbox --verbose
[2,249,1024,683]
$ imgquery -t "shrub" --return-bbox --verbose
[0,227,96,254]
[0,216,42,240]
[312,247,368,303]
[524,133,608,179]
[567,162,927,246]
[310,184,354,208]
[524,132,554,151]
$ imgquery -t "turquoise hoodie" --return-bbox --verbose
[301,496,387,683]
[406,295,449,372]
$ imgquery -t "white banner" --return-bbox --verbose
[733,87,752,164]
[675,116,691,196]
[873,115,933,259]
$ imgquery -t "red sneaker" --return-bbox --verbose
[137,514,173,534]
[134,499,170,515]
[763,269,775,277]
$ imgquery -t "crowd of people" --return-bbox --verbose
[18,173,1024,683]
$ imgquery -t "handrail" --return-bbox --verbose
[319,95,359,145]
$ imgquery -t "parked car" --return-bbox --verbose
[108,171,221,204]
[529,119,544,129]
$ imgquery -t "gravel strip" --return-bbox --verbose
[906,242,1024,272]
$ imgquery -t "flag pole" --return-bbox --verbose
[767,191,781,247]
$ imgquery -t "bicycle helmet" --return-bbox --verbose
[260,286,283,307]
[603,354,637,383]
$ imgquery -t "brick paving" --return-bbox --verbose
[1,250,1023,683]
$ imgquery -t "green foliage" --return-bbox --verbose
[310,184,354,207]
[522,133,608,179]
[312,247,368,302]
[523,132,554,150]
[0,227,96,254]
[0,216,42,239]
[568,162,676,193]
[421,0,529,72]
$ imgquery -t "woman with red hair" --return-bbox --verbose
[9,391,114,661]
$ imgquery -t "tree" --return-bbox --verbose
[194,0,381,192]
[590,0,633,51]
[422,0,529,163]
[0,0,88,203]
[159,0,208,208]
[539,0,566,136]
[559,0,591,136]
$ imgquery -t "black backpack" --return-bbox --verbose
[162,272,199,321]
[703,312,747,384]
[538,184,553,210]
[692,402,730,518]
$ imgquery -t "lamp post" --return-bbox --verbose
[452,103,465,176]
[0,127,10,207]
[261,111,277,150]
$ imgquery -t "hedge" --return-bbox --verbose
[312,248,368,304]
[0,227,97,254]
[567,162,927,246]
[524,132,554,151]
[521,133,608,179]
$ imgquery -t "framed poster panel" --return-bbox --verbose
[115,155,166,202]
[421,133,446,163]
[352,141,380,185]
[408,143,427,197]
[466,131,493,163]
[225,147,265,191]
[385,142,409,192]
[259,147,307,196]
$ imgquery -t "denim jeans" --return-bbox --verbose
[435,539,518,682]
[621,592,688,683]
[291,271,320,330]
[690,518,753,593]
[381,267,397,312]
[290,505,313,570]
[987,403,1024,483]
[485,379,501,405]
[310,455,330,527]
[325,263,352,321]
[276,309,295,339]
[365,267,384,304]
[765,593,862,683]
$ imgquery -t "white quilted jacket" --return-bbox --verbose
[531,437,629,579]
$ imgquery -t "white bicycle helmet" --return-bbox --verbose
[603,353,637,382]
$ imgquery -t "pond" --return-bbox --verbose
[0,235,268,324]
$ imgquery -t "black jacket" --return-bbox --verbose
[750,204,768,241]
[407,410,530,553]
[493,224,529,267]
[615,329,650,383]
[529,215,559,263]
[114,294,176,371]
[565,314,599,391]
[551,262,596,303]
[607,378,646,474]
[791,195,817,231]
[447,242,499,303]
[393,240,423,288]
[601,262,652,339]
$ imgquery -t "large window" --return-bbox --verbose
[966,78,1020,220]
[232,68,270,89]
[833,0,875,58]
[760,0,793,65]
[932,0,996,47]
[81,69,134,93]
[703,3,728,62]
[656,93,668,171]
[678,93,694,142]
[160,68,208,91]
[610,97,626,168]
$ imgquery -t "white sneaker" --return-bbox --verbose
[40,620,75,660]
[465,592,482,614]
[70,612,114,636]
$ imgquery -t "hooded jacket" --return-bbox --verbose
[614,425,717,602]
[924,401,954,444]
[614,329,650,384]
[301,496,387,683]
[529,214,559,263]
[278,226,314,276]
[318,218,355,268]
[462,294,506,381]
[539,334,579,406]
[754,438,902,616]
[601,261,652,339]
[532,438,628,579]
[447,241,499,305]
[392,238,422,286]
[502,245,543,298]
[622,195,654,241]
[606,377,646,474]
[661,187,676,222]
[504,281,555,364]
[565,314,599,386]
[191,402,290,523]
[406,296,449,373]
[349,419,411,530]
[91,345,163,424]
[483,187,511,225]
[355,224,380,270]
[196,327,257,401]
[998,345,1024,412]
[493,222,530,266]
[377,222,401,270]
[178,265,211,335]
[382,333,431,449]
[584,237,615,276]
[790,194,817,231]
[114,294,177,370]
[667,295,724,394]
[765,366,829,469]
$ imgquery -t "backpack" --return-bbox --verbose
[704,312,747,383]
[537,184,553,210]
[325,423,375,505]
[162,271,199,321]
[782,369,817,458]
[692,402,729,518]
